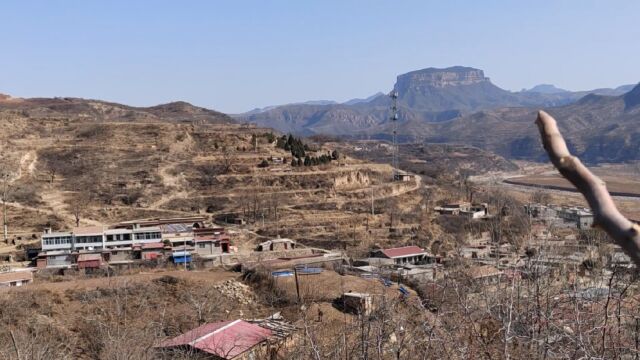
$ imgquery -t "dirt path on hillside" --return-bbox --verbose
[40,190,103,226]
[214,163,392,179]
[6,150,38,184]
[147,163,190,209]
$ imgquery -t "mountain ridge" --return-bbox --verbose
[0,95,235,124]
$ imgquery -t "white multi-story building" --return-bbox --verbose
[42,226,162,252]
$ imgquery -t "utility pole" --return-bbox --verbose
[294,267,301,303]
[370,187,374,215]
[184,240,188,271]
[1,173,9,243]
[2,180,9,244]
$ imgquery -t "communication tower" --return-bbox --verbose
[389,90,399,180]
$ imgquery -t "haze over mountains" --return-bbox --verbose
[239,66,639,163]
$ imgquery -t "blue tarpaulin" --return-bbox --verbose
[173,255,192,264]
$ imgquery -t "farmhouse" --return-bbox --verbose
[370,246,433,265]
[434,202,489,219]
[468,265,503,284]
[525,203,594,229]
[256,238,297,252]
[0,270,34,287]
[194,227,231,257]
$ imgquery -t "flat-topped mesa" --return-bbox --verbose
[396,66,490,91]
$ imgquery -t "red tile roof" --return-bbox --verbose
[380,246,427,258]
[157,320,272,359]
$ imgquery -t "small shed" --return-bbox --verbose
[172,251,192,264]
[340,292,373,316]
[77,253,103,269]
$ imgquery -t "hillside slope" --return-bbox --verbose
[0,96,235,124]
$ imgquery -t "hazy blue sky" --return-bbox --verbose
[1,1,638,113]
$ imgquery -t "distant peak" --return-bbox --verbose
[343,92,384,105]
[150,101,200,111]
[526,84,568,94]
[623,82,640,110]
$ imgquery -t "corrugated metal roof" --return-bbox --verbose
[157,320,272,359]
[160,223,191,233]
[380,246,427,258]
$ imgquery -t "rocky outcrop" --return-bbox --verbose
[333,170,371,190]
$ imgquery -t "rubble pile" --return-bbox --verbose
[214,280,254,305]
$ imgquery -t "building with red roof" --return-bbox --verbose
[156,319,274,359]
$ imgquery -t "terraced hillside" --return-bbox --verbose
[0,96,431,256]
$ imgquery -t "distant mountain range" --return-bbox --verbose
[241,92,385,116]
[238,66,639,162]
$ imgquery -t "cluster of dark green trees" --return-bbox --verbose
[276,134,307,159]
[273,134,340,167]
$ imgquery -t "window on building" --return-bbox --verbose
[198,243,206,248]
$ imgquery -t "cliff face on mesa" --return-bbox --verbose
[396,66,489,90]
[390,67,524,111]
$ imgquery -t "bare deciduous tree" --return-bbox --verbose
[536,110,640,266]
